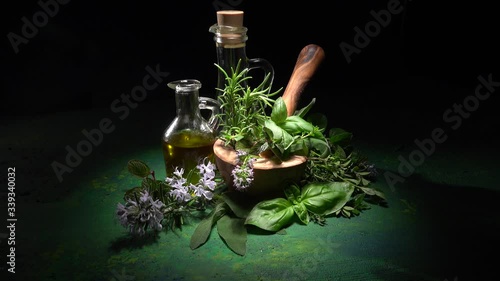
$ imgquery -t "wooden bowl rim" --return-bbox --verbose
[213,139,307,170]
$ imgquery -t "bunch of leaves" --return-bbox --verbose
[188,61,386,255]
[215,60,282,152]
[245,182,354,231]
[189,192,253,256]
[189,181,354,255]
[215,60,333,164]
[305,127,386,218]
[261,97,330,162]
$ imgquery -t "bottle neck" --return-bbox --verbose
[209,24,248,46]
[215,45,249,89]
[176,90,201,119]
[210,24,250,91]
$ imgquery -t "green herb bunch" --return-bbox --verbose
[215,60,281,153]
[215,60,331,163]
[305,127,385,218]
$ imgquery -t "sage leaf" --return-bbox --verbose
[301,182,354,216]
[245,198,294,232]
[221,191,256,218]
[127,159,151,178]
[190,202,227,250]
[217,215,247,256]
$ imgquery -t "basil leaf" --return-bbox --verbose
[263,120,295,151]
[293,203,309,225]
[301,182,354,216]
[308,137,331,158]
[284,184,301,204]
[270,97,288,124]
[281,115,315,135]
[289,139,309,156]
[245,198,294,232]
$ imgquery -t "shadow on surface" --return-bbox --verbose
[377,169,500,280]
[109,232,161,253]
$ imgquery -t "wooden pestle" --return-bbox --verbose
[281,44,326,116]
[258,44,325,159]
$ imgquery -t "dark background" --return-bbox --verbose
[1,0,499,141]
[1,2,500,280]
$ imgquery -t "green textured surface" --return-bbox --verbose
[2,101,499,281]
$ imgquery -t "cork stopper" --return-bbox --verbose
[216,10,244,27]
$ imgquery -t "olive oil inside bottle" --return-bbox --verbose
[162,130,215,183]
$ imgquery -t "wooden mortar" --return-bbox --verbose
[214,44,325,199]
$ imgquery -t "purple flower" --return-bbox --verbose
[191,183,214,200]
[197,159,217,191]
[197,159,216,179]
[116,190,165,236]
[166,158,217,202]
[231,156,255,191]
[170,184,192,202]
[165,167,187,188]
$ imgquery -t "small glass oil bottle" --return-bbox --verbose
[162,79,219,183]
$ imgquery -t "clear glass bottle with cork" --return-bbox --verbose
[209,10,275,99]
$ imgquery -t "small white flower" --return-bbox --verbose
[170,185,192,202]
[173,167,184,178]
[197,159,216,177]
[191,184,214,200]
